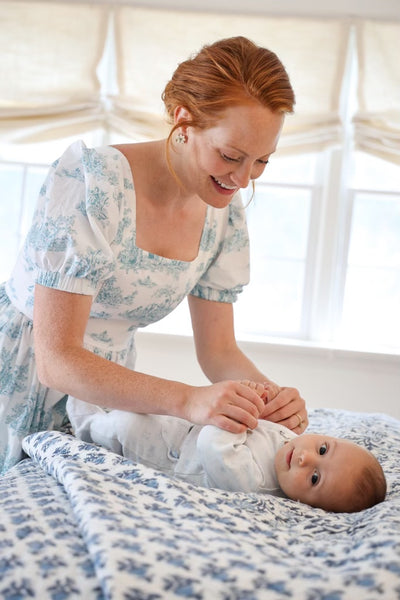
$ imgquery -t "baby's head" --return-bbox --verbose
[274,433,386,512]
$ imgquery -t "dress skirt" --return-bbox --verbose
[0,283,68,474]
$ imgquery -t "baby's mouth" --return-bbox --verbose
[286,448,294,468]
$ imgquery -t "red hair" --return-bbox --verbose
[162,36,295,142]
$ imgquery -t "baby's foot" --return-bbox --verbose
[263,381,281,402]
[239,379,265,397]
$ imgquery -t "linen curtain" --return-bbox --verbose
[112,7,350,154]
[0,1,108,142]
[0,1,399,161]
[353,20,400,164]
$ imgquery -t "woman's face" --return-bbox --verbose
[175,102,284,208]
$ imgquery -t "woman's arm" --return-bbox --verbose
[33,284,265,432]
[188,295,308,433]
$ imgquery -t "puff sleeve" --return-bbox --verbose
[190,193,250,303]
[23,141,120,296]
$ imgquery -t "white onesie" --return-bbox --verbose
[68,397,296,496]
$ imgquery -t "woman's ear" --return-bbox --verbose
[174,105,192,125]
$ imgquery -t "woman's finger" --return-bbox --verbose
[235,382,265,412]
[222,403,259,430]
[260,387,308,431]
[262,387,303,415]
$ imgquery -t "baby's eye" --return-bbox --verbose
[319,443,328,456]
[221,153,240,162]
[311,471,319,486]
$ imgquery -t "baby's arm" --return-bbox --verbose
[196,425,264,492]
[195,380,280,492]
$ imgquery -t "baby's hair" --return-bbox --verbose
[350,456,387,512]
[328,449,386,513]
[162,35,295,144]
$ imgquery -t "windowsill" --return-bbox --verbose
[138,328,400,365]
[237,332,400,363]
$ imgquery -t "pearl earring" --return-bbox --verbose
[175,132,187,144]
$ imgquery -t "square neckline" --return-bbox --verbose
[112,146,211,265]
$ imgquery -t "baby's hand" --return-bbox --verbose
[263,381,281,403]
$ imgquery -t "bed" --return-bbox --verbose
[1,407,400,599]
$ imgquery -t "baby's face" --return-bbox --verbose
[274,433,370,512]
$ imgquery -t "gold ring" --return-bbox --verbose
[295,413,303,427]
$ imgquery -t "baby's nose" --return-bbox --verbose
[298,450,312,466]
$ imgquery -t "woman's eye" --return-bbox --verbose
[319,443,328,456]
[258,159,269,165]
[222,153,240,162]
[311,471,319,486]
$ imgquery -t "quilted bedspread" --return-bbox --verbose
[1,408,400,599]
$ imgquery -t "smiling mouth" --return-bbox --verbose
[211,176,237,192]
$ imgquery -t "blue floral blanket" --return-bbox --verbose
[1,408,400,600]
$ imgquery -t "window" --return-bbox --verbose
[339,153,400,349]
[0,9,399,355]
[143,143,400,353]
[0,162,47,281]
[235,154,318,339]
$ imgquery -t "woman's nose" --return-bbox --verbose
[231,164,253,189]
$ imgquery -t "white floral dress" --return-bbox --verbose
[0,140,250,474]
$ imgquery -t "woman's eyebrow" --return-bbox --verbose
[225,144,246,155]
[227,144,271,160]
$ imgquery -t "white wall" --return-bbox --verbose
[106,0,400,20]
[136,332,400,420]
[44,0,400,20]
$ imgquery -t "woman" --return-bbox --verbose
[0,36,307,474]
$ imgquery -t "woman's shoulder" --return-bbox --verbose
[53,140,129,167]
[50,140,134,189]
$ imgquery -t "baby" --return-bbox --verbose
[67,383,386,513]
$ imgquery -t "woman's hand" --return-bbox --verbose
[184,380,266,433]
[187,298,308,433]
[260,385,308,434]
